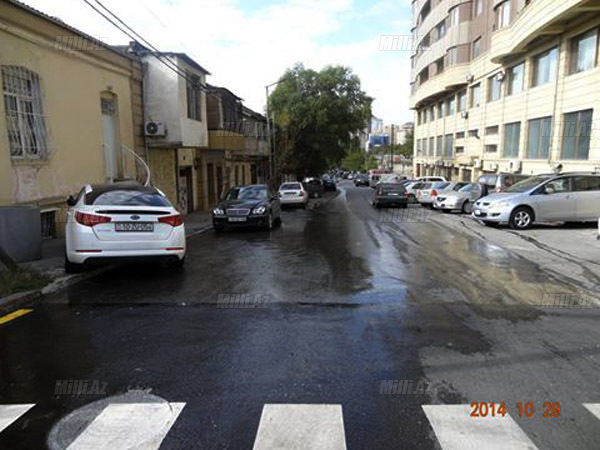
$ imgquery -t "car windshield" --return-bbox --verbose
[281,183,301,190]
[88,190,171,206]
[225,186,268,200]
[435,182,450,189]
[505,176,552,193]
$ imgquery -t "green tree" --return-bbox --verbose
[269,63,372,178]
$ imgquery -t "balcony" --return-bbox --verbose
[410,62,470,108]
[490,0,598,64]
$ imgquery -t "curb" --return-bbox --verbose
[0,289,43,312]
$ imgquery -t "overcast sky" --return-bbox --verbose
[22,0,414,124]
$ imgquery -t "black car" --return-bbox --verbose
[303,178,324,198]
[354,174,369,187]
[372,183,408,208]
[212,184,281,232]
[321,176,336,191]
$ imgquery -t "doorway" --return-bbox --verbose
[207,163,216,205]
[100,95,121,181]
[178,167,194,213]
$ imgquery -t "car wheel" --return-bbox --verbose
[462,201,473,214]
[509,207,533,230]
[408,194,417,204]
[265,212,274,231]
[172,256,185,269]
[64,253,85,274]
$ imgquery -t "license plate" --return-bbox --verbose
[115,222,154,232]
[388,193,399,196]
[228,217,247,223]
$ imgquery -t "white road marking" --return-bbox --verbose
[583,403,600,420]
[66,402,185,450]
[422,405,538,450]
[253,404,346,450]
[0,404,35,433]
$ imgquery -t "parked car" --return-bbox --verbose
[416,182,451,207]
[372,183,409,209]
[434,182,489,214]
[303,178,325,198]
[354,174,370,187]
[213,184,281,232]
[278,182,308,208]
[377,174,408,186]
[404,181,425,203]
[416,176,447,183]
[65,182,185,273]
[321,175,337,191]
[472,173,600,230]
[478,173,530,193]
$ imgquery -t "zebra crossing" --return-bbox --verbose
[1,402,599,449]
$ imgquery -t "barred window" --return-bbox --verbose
[186,73,202,121]
[2,66,49,159]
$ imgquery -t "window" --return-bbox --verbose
[485,125,499,135]
[485,144,498,153]
[419,68,429,84]
[472,37,482,59]
[437,21,447,39]
[436,135,443,156]
[495,1,511,29]
[507,63,525,95]
[474,0,483,17]
[186,74,203,121]
[448,47,459,66]
[436,58,445,75]
[488,74,502,101]
[470,83,481,107]
[429,137,435,156]
[532,47,558,87]
[527,117,552,159]
[422,109,427,124]
[456,146,464,154]
[570,29,598,74]
[450,6,460,28]
[444,134,453,158]
[429,107,435,121]
[458,90,467,112]
[447,97,456,115]
[562,109,593,160]
[1,66,48,158]
[437,102,444,118]
[456,131,465,139]
[468,129,479,138]
[503,122,521,158]
[573,176,600,191]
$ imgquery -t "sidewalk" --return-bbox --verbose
[184,210,213,237]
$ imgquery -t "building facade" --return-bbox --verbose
[0,0,143,238]
[411,0,600,181]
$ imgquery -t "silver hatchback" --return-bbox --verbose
[472,173,600,230]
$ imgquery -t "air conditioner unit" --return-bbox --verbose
[460,111,468,119]
[473,158,482,169]
[508,159,522,173]
[466,74,474,83]
[145,121,167,137]
[495,71,506,82]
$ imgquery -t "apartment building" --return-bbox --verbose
[410,0,600,182]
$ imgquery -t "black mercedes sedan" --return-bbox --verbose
[212,184,282,232]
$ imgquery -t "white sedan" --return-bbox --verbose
[278,182,308,208]
[65,183,186,273]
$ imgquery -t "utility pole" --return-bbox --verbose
[390,124,395,172]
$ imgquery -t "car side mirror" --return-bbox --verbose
[544,186,555,195]
[66,195,77,207]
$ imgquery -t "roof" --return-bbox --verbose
[242,106,266,121]
[207,84,243,101]
[5,0,134,61]
[160,52,211,75]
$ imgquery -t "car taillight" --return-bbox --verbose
[75,211,111,227]
[431,190,438,197]
[159,214,183,227]
[299,191,305,197]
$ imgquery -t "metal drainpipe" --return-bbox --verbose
[141,60,151,182]
[549,33,563,169]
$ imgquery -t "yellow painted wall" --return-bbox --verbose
[0,16,135,207]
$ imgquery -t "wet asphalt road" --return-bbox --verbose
[1,181,600,449]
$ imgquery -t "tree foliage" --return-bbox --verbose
[269,63,372,178]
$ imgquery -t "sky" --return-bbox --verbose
[21,0,415,124]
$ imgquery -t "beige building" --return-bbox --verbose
[0,0,145,238]
[411,0,600,181]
